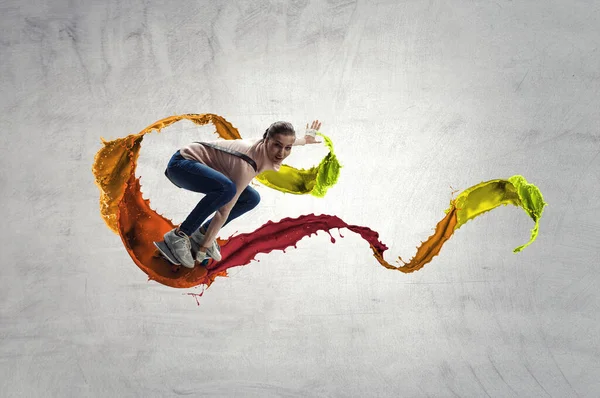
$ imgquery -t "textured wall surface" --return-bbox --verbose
[1,0,599,396]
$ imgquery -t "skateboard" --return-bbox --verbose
[154,240,181,265]
[153,240,210,271]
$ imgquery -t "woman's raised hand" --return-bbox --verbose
[305,120,322,144]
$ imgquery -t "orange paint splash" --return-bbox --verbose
[93,114,242,234]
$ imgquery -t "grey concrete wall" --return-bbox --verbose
[1,0,598,396]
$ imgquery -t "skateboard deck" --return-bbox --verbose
[154,240,181,265]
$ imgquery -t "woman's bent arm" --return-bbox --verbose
[202,207,231,246]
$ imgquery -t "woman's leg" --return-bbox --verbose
[165,151,237,236]
[199,185,261,233]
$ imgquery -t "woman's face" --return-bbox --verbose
[266,133,295,164]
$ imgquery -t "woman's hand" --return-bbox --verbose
[305,120,322,144]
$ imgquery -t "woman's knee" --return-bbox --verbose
[248,189,261,208]
[222,180,237,202]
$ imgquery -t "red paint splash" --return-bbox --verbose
[185,290,205,306]
[206,210,457,282]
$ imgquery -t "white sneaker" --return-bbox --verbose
[190,229,222,262]
[163,228,195,268]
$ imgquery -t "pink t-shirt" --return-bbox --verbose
[178,136,306,212]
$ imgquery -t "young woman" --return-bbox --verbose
[162,119,323,268]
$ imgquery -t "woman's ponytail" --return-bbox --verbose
[263,121,295,141]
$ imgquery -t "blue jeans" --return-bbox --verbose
[164,150,260,236]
